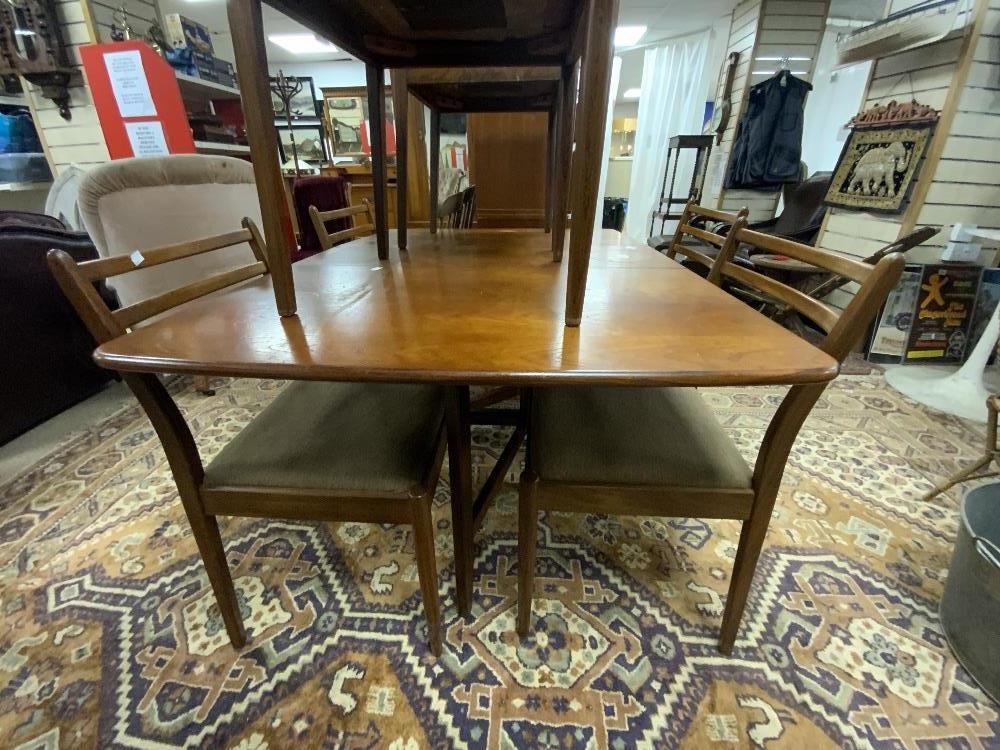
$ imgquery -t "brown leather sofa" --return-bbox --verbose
[0,211,118,445]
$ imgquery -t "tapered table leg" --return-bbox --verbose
[429,107,441,234]
[551,63,577,262]
[367,63,389,261]
[390,69,408,251]
[564,0,618,324]
[227,0,296,316]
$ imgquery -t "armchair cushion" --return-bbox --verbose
[530,386,752,488]
[205,382,446,493]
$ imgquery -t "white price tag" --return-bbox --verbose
[130,250,145,267]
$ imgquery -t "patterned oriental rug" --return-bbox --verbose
[1,374,998,750]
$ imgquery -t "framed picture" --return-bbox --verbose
[825,99,939,214]
[276,125,328,164]
[903,264,982,364]
[321,85,396,157]
[867,264,921,363]
[271,76,317,120]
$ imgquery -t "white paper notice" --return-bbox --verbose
[105,50,156,118]
[125,121,169,158]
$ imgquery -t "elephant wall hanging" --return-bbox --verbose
[825,99,939,214]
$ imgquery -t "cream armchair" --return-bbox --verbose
[78,155,264,394]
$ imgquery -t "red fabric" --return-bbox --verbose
[292,175,350,260]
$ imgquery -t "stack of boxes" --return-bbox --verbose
[164,14,238,89]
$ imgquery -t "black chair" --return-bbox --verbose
[0,211,119,444]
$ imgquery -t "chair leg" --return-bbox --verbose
[445,386,474,616]
[193,375,215,396]
[516,470,539,637]
[718,510,771,655]
[185,507,247,649]
[412,494,443,656]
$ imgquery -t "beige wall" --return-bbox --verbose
[704,0,831,221]
[816,0,999,310]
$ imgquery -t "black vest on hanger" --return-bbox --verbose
[726,70,812,190]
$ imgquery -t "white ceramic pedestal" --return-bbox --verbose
[885,299,1000,422]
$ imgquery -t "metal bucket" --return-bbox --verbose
[940,483,1000,703]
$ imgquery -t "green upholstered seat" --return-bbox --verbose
[205,382,445,493]
[530,386,753,488]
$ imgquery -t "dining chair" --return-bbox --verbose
[516,211,905,653]
[308,194,376,251]
[438,191,462,229]
[47,221,449,655]
[663,202,748,277]
[458,185,478,228]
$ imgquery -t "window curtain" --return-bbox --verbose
[623,32,710,243]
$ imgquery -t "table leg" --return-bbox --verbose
[366,63,390,261]
[429,107,441,234]
[390,69,408,251]
[445,385,473,616]
[551,63,576,262]
[545,107,555,234]
[226,0,296,316]
[565,0,618,325]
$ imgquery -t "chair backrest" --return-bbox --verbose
[308,195,375,250]
[459,185,477,228]
[713,215,905,362]
[439,191,462,227]
[47,219,269,345]
[804,225,939,301]
[77,155,264,309]
[769,171,831,237]
[293,174,352,254]
[664,201,748,273]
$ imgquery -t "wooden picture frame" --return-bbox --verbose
[276,124,328,164]
[270,75,317,119]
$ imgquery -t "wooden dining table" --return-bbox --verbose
[94,230,838,615]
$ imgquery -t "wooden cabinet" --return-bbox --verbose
[467,112,548,228]
[322,164,398,228]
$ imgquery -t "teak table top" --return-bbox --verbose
[95,231,839,387]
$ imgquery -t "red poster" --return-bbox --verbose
[80,40,196,159]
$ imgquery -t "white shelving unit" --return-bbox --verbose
[193,141,251,155]
[174,73,241,101]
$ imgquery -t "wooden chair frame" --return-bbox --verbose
[517,210,905,653]
[664,201,748,279]
[47,221,447,655]
[308,187,377,251]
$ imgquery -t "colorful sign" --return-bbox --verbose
[904,264,982,363]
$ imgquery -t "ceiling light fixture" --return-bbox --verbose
[267,33,338,54]
[623,87,641,99]
[614,25,647,47]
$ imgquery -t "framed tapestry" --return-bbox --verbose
[825,99,938,214]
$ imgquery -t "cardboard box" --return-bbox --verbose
[163,13,214,56]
